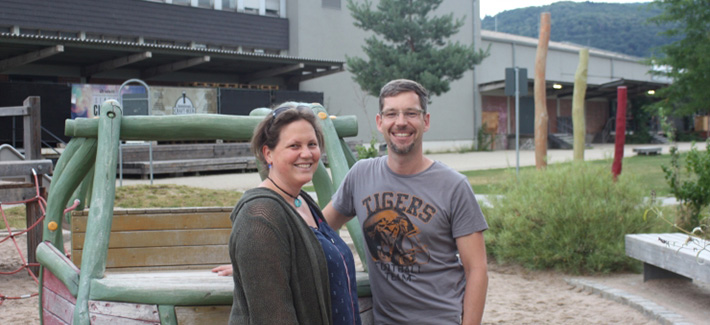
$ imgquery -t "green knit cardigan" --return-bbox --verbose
[228,187,332,325]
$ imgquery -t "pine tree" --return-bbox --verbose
[346,0,489,97]
[648,0,710,117]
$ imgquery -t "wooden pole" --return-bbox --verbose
[74,100,122,325]
[612,86,628,181]
[65,114,359,140]
[534,13,551,169]
[21,96,43,275]
[573,49,589,161]
[22,96,41,160]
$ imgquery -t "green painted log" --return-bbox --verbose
[311,104,367,272]
[158,305,178,325]
[313,160,335,209]
[65,114,358,140]
[36,242,80,296]
[43,138,97,249]
[339,138,358,168]
[74,100,122,325]
[573,49,589,161]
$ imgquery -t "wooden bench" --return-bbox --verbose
[632,146,662,156]
[625,233,710,283]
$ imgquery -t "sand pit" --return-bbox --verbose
[3,229,708,324]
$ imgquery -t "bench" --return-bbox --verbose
[625,233,710,283]
[632,146,662,156]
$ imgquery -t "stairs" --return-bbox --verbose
[549,133,592,149]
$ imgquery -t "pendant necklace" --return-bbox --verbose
[267,177,302,207]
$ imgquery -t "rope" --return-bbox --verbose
[0,169,67,306]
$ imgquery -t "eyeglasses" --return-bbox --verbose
[380,109,424,120]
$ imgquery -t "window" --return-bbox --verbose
[322,0,340,9]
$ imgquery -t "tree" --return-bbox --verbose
[346,0,489,97]
[647,0,710,117]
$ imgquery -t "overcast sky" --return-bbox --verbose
[480,0,653,18]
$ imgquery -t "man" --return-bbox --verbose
[323,79,489,324]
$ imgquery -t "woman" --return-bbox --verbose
[226,103,360,325]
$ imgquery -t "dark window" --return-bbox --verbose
[322,0,341,9]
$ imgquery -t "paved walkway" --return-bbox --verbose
[117,142,705,191]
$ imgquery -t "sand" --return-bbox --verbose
[0,229,677,325]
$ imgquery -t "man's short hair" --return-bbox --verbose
[378,79,429,113]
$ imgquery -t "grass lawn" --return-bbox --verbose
[0,152,685,229]
[464,153,677,196]
[1,184,241,230]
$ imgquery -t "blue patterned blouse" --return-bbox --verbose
[309,204,362,325]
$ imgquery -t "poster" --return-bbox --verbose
[71,84,217,118]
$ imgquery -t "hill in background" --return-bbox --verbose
[481,1,680,58]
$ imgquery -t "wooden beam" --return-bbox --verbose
[0,160,54,177]
[0,105,28,117]
[142,55,210,79]
[242,63,304,82]
[83,51,152,76]
[289,66,344,83]
[0,45,64,72]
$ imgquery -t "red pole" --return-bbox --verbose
[612,86,627,181]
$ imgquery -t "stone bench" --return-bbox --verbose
[625,233,710,283]
[632,146,662,156]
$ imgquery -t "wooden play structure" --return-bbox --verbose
[0,96,53,275]
[36,100,371,324]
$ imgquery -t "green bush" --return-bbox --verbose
[356,137,379,160]
[482,162,670,274]
[661,140,710,230]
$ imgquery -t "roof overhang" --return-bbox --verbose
[0,33,344,87]
[479,78,668,100]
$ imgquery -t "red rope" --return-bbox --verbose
[0,168,52,305]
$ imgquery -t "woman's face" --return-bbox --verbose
[264,119,321,189]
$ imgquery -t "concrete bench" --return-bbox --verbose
[632,146,662,155]
[625,233,710,283]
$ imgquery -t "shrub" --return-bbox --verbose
[482,162,669,274]
[661,140,710,230]
[355,137,379,160]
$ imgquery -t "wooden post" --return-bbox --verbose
[612,86,628,181]
[22,96,44,275]
[22,96,41,160]
[74,100,122,325]
[534,13,551,169]
[26,184,46,275]
[573,49,589,161]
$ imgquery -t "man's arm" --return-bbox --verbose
[457,231,488,325]
[322,202,353,230]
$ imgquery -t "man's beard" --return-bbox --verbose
[388,140,415,155]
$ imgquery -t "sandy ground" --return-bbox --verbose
[4,229,709,324]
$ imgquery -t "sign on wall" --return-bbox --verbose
[71,84,217,118]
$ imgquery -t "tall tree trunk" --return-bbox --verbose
[573,49,589,161]
[612,86,628,181]
[534,13,551,169]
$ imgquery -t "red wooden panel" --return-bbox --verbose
[43,309,70,325]
[42,288,75,324]
[43,269,77,304]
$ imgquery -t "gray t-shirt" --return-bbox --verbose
[331,156,488,324]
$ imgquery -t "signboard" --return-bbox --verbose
[71,84,217,118]
[504,68,528,96]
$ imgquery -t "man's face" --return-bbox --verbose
[376,91,430,156]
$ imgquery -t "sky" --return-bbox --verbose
[480,0,652,19]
